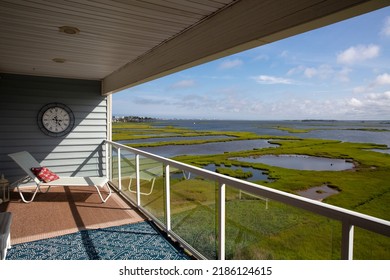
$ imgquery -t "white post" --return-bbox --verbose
[105,141,110,180]
[218,183,226,260]
[117,147,122,191]
[341,222,354,260]
[136,154,141,207]
[165,165,171,232]
[105,95,112,178]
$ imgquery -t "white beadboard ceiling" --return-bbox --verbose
[0,0,388,95]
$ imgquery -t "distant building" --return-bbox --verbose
[112,116,156,123]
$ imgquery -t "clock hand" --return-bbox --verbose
[52,116,62,127]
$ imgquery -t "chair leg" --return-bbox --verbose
[38,185,51,193]
[17,186,40,203]
[15,183,51,203]
[127,177,133,191]
[94,183,112,203]
[128,178,155,196]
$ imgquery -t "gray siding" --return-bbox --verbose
[0,73,107,183]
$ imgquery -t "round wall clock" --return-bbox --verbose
[37,103,75,137]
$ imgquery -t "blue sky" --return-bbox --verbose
[113,7,390,120]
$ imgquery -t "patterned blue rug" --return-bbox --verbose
[6,221,190,260]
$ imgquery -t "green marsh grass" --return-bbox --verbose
[113,122,390,259]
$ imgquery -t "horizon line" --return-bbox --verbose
[112,115,390,122]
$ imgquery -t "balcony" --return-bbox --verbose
[1,140,389,260]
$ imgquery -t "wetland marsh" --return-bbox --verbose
[112,120,390,259]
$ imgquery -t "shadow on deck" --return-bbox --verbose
[0,185,190,260]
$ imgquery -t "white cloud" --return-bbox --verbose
[279,50,289,58]
[274,91,390,119]
[287,65,304,76]
[353,86,366,94]
[353,73,390,93]
[337,67,352,83]
[374,73,390,86]
[252,75,294,85]
[339,91,390,118]
[219,59,243,69]
[254,54,269,61]
[116,87,390,120]
[337,44,380,64]
[381,16,390,36]
[169,79,196,89]
[367,91,390,102]
[288,64,349,82]
[303,67,317,78]
[309,65,334,79]
[348,97,363,108]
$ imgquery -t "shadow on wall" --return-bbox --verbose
[0,73,107,184]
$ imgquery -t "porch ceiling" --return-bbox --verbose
[0,0,388,95]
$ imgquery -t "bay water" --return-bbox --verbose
[129,120,390,157]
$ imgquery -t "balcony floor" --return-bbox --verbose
[0,185,190,260]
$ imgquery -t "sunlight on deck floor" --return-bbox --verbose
[0,185,190,260]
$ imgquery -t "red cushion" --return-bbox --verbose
[31,167,60,183]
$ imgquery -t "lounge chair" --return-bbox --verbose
[126,167,191,196]
[8,151,112,203]
[127,166,160,196]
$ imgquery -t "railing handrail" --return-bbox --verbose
[105,140,390,238]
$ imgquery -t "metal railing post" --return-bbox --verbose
[105,141,110,180]
[117,147,122,191]
[218,183,226,260]
[341,222,354,260]
[165,165,171,232]
[135,154,141,207]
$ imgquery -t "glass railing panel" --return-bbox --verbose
[353,227,390,259]
[110,147,119,187]
[224,186,341,260]
[118,149,137,203]
[169,168,218,259]
[137,156,166,225]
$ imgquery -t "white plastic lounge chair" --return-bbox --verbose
[127,166,160,196]
[8,151,112,203]
[127,167,190,196]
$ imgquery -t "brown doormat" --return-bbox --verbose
[0,185,145,245]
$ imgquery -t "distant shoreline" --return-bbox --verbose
[112,116,390,122]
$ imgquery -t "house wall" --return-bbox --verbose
[0,73,107,183]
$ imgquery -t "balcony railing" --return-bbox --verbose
[105,140,390,260]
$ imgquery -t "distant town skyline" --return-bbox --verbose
[113,7,390,121]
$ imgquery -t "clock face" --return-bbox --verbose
[37,103,75,137]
